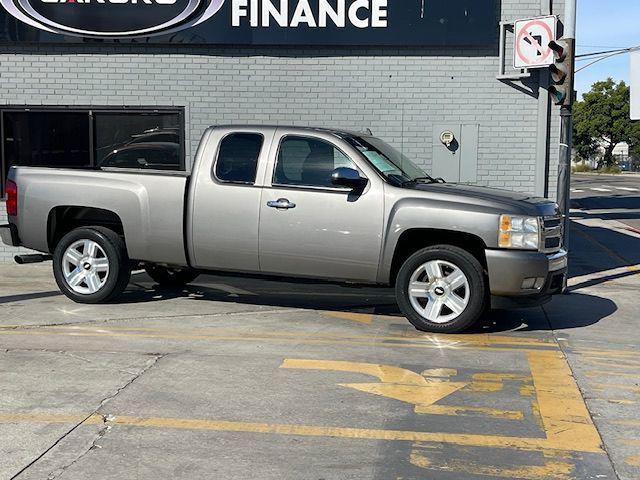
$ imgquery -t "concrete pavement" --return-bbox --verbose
[0,187,639,479]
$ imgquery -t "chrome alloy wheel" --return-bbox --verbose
[62,239,110,294]
[408,260,471,324]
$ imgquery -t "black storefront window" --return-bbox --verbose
[1,107,184,196]
[94,112,183,170]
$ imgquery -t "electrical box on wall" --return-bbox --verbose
[432,124,479,183]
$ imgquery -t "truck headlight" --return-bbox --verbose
[499,215,539,250]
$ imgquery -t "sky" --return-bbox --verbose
[575,0,640,99]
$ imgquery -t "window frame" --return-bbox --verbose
[1,105,185,197]
[271,134,362,192]
[211,131,265,186]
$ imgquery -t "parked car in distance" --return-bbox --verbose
[100,142,181,170]
[1,125,567,333]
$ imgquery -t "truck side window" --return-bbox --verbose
[214,133,264,184]
[274,136,356,188]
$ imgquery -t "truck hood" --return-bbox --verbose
[407,182,558,216]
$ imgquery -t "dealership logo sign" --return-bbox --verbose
[0,0,388,38]
[0,0,225,36]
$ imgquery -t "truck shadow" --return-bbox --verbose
[474,292,618,333]
[122,271,400,313]
[119,272,616,334]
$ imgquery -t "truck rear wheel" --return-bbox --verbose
[144,265,199,287]
[395,245,486,333]
[53,226,131,304]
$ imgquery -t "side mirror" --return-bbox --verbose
[331,167,368,190]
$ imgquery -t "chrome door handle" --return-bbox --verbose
[267,198,296,210]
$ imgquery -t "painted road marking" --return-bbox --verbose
[277,350,603,453]
[0,325,558,352]
[0,350,604,455]
[324,311,375,325]
[282,358,469,411]
[571,189,584,193]
[282,359,525,420]
[410,445,574,479]
[590,187,612,192]
[615,186,639,191]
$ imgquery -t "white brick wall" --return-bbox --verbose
[0,0,562,261]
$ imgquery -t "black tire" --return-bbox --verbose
[53,226,131,304]
[395,245,487,333]
[144,265,199,286]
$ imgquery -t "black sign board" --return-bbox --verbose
[0,0,499,46]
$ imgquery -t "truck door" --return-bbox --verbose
[258,132,384,282]
[189,129,271,272]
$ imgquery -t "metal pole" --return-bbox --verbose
[556,0,577,291]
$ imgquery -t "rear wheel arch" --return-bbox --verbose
[48,206,125,253]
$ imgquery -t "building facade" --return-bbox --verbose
[0,0,564,261]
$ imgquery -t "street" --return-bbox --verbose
[0,174,639,480]
[571,173,640,231]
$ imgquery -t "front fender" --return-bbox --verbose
[377,197,500,283]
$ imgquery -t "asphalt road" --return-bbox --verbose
[1,217,640,479]
[571,173,640,231]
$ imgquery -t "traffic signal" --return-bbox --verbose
[548,38,574,106]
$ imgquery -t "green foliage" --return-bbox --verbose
[572,163,593,173]
[573,78,640,166]
[598,165,622,174]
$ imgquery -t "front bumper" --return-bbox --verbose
[0,223,20,247]
[485,248,567,308]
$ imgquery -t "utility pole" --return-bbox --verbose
[555,0,577,280]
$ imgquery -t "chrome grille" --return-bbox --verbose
[540,216,563,253]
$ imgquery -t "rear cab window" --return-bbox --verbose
[214,133,264,184]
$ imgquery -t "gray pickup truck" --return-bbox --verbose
[1,125,567,333]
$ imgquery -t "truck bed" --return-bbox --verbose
[11,167,189,266]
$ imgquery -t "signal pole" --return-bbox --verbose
[555,0,577,290]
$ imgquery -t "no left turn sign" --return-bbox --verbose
[514,15,558,69]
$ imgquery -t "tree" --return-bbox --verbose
[573,78,640,166]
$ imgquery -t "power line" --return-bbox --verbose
[577,44,628,49]
[575,45,640,59]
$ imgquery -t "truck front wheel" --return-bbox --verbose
[53,226,131,304]
[395,245,487,333]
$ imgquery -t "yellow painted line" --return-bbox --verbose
[323,311,375,325]
[527,350,603,454]
[421,368,457,378]
[0,329,559,354]
[0,413,594,453]
[0,324,557,348]
[472,373,532,382]
[0,350,604,456]
[414,404,524,421]
[626,455,640,467]
[409,449,574,480]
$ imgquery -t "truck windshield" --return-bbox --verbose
[343,135,435,186]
